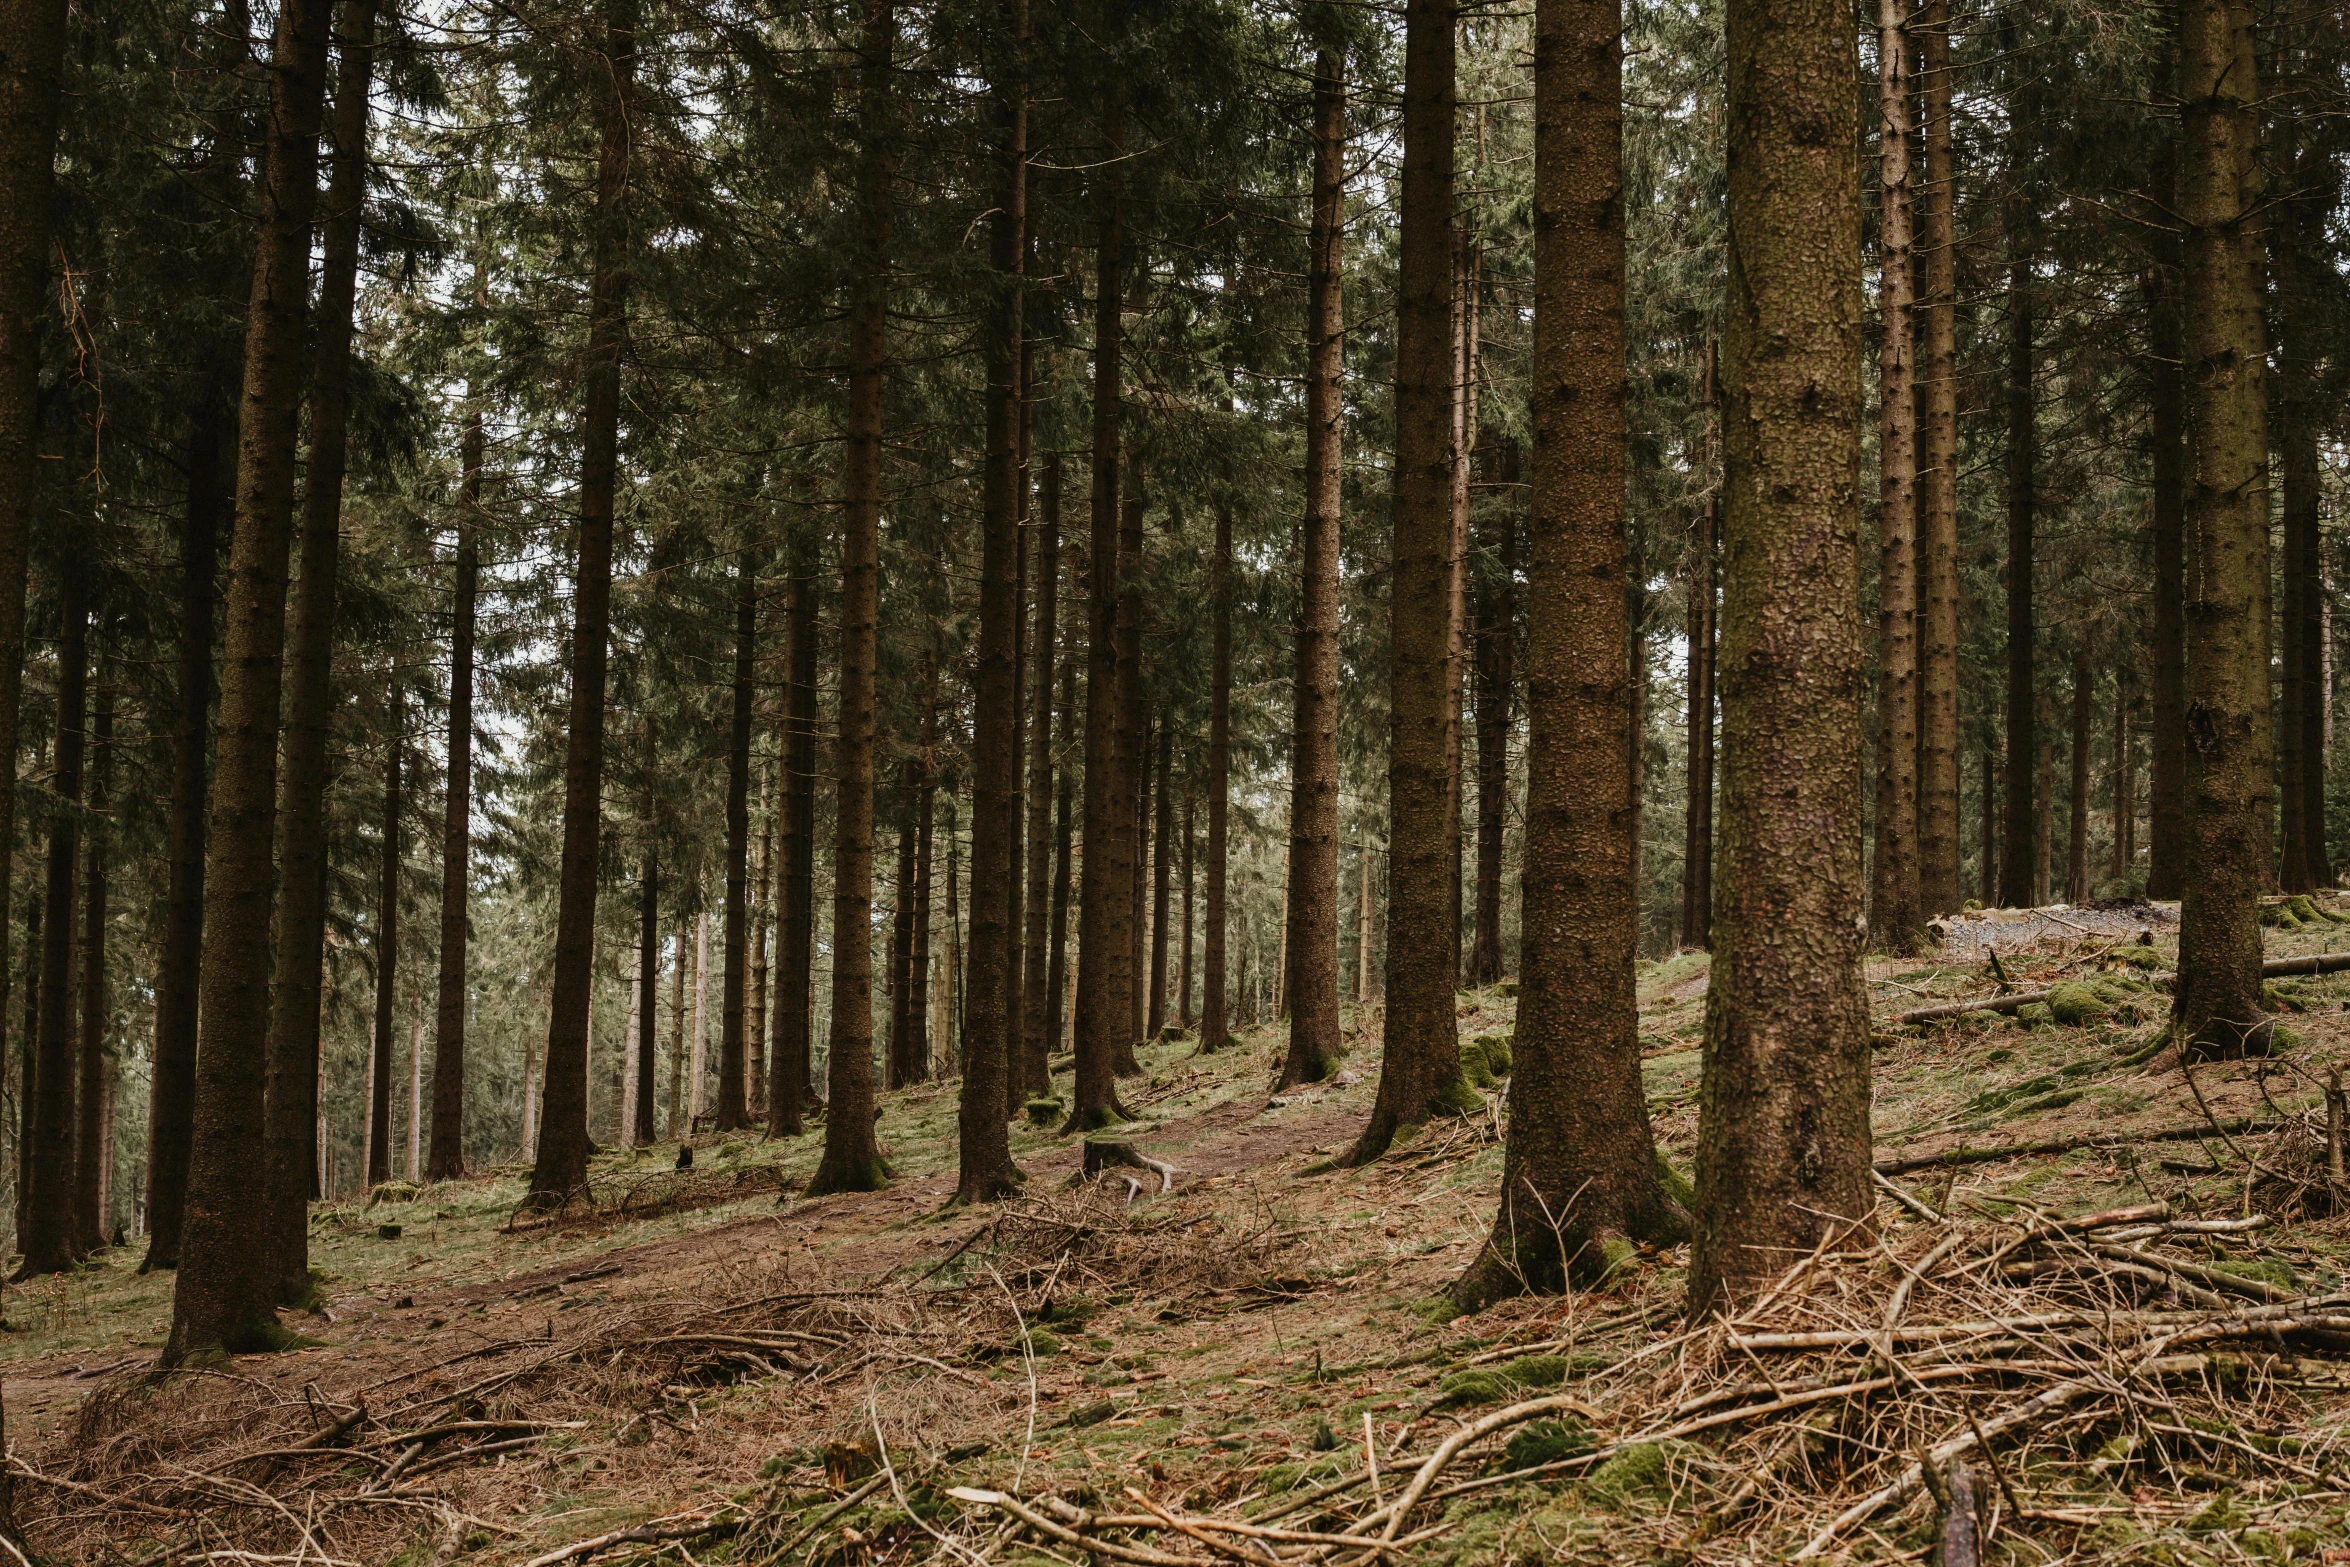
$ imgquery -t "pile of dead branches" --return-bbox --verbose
[966,1185,1307,1305]
[503,1161,791,1235]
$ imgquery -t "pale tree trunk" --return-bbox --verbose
[1690,0,1872,1314]
[690,909,708,1123]
[1870,0,1921,952]
[1149,735,1172,1040]
[1681,496,1716,949]
[636,851,658,1145]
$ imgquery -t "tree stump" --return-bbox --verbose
[1081,1138,1175,1194]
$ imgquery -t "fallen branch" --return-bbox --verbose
[517,1507,744,1567]
[1875,1119,2290,1175]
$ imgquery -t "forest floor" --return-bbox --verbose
[11,903,2350,1565]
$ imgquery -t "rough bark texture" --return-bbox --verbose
[263,0,376,1304]
[1019,455,1060,1103]
[1202,503,1232,1052]
[141,409,225,1273]
[527,0,635,1204]
[717,549,756,1130]
[888,765,915,1087]
[72,686,109,1254]
[1117,476,1147,1074]
[367,693,402,1191]
[2275,173,2326,892]
[2147,199,2188,898]
[1350,0,1468,1166]
[908,694,937,1081]
[1149,733,1173,1039]
[956,0,1028,1199]
[1689,0,1873,1316]
[1997,157,2037,911]
[1456,0,1685,1312]
[430,402,481,1180]
[1471,440,1519,982]
[1914,0,1962,916]
[770,552,819,1137]
[1871,0,1920,952]
[2174,0,2271,1061]
[1280,49,1347,1088]
[1682,496,1716,948]
[806,0,894,1194]
[637,852,659,1146]
[166,0,336,1360]
[20,579,84,1279]
[1049,659,1076,1062]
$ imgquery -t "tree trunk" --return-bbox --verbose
[367,690,401,1191]
[1471,438,1518,982]
[1005,337,1032,1108]
[1119,480,1148,1074]
[1133,715,1153,1043]
[717,546,756,1130]
[1179,789,1195,1028]
[2068,649,2092,902]
[1681,496,1716,949]
[263,0,376,1305]
[430,401,480,1180]
[1445,229,1480,982]
[888,765,914,1088]
[1018,453,1060,1106]
[2146,224,2188,898]
[1071,80,1136,1126]
[1689,0,1871,1314]
[141,406,226,1273]
[1049,658,1076,1062]
[1871,0,1921,953]
[667,916,686,1140]
[957,0,1028,1195]
[71,680,108,1255]
[0,0,74,1263]
[1914,0,1962,916]
[1350,0,1467,1166]
[690,908,708,1122]
[1203,504,1232,1051]
[14,883,35,1249]
[2275,167,2324,893]
[1281,48,1347,1086]
[1981,733,1999,904]
[806,0,894,1193]
[908,703,937,1082]
[1997,152,2037,911]
[633,851,658,1145]
[165,0,336,1360]
[2175,0,2271,1060]
[2035,691,2054,906]
[2113,665,2135,879]
[527,0,635,1205]
[770,547,819,1136]
[749,774,771,1118]
[1456,0,1685,1310]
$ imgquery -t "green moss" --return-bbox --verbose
[1431,1076,1486,1115]
[2047,982,2109,1026]
[2119,945,2167,970]
[2212,1258,2297,1290]
[2014,1002,2052,1026]
[1434,1353,1572,1408]
[1471,1033,1513,1077]
[1021,1327,1061,1358]
[1502,1418,1595,1471]
[1023,1098,1063,1126]
[1579,1440,1690,1508]
[1653,1152,1696,1214]
[2008,1087,2086,1116]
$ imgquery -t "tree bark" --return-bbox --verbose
[771,548,819,1135]
[2068,649,2092,902]
[908,693,937,1081]
[1980,733,1999,903]
[70,677,108,1256]
[2275,163,2324,893]
[806,0,894,1193]
[1681,495,1716,949]
[1471,438,1519,981]
[2146,187,2188,897]
[717,545,756,1130]
[430,401,480,1180]
[1019,454,1060,1104]
[749,773,771,1118]
[1350,0,1467,1165]
[1871,0,1921,952]
[957,0,1028,1196]
[2113,664,2135,879]
[1281,48,1347,1086]
[141,408,226,1273]
[1179,788,1195,1028]
[2035,689,2053,905]
[165,0,336,1360]
[1149,728,1174,1040]
[1997,138,2037,911]
[527,0,635,1204]
[888,763,915,1087]
[1456,0,1685,1311]
[1914,0,1962,916]
[1445,230,1480,982]
[633,850,658,1145]
[1071,72,1136,1126]
[1133,713,1153,1046]
[2174,0,2272,1060]
[1119,478,1148,1073]
[263,0,375,1305]
[1203,503,1232,1050]
[1049,658,1076,1061]
[667,916,686,1139]
[367,689,402,1191]
[1690,0,1872,1314]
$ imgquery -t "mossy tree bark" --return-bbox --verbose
[1280,47,1347,1089]
[528,0,636,1204]
[1689,0,1873,1316]
[1914,0,1962,917]
[1455,0,1686,1312]
[806,0,894,1194]
[1349,0,1469,1166]
[2174,0,2271,1062]
[166,0,336,1360]
[1870,0,1920,952]
[264,0,375,1304]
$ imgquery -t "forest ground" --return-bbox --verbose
[10,907,2350,1565]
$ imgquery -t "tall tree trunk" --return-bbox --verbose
[957,0,1028,1196]
[1118,478,1148,1073]
[1457,0,1684,1310]
[1004,340,1032,1107]
[1357,825,1378,999]
[1281,48,1347,1086]
[263,0,376,1305]
[1980,733,1999,902]
[2275,163,2324,893]
[71,680,108,1255]
[1071,77,1135,1125]
[430,400,482,1180]
[1350,0,1467,1165]
[667,916,686,1139]
[1871,0,1921,952]
[2034,690,2053,905]
[806,0,894,1192]
[1180,790,1195,1028]
[2175,0,2271,1060]
[908,705,937,1081]
[770,549,819,1135]
[888,764,915,1087]
[1018,455,1060,1105]
[366,690,401,1191]
[2146,190,2188,896]
[141,407,225,1273]
[1048,658,1075,1062]
[2067,649,2092,902]
[1690,0,1871,1314]
[1203,505,1232,1051]
[0,2,74,1254]
[750,775,771,1117]
[717,546,756,1130]
[1681,496,1716,948]
[1471,439,1518,982]
[1132,715,1152,1045]
[2113,665,2135,879]
[12,861,35,1249]
[527,0,636,1204]
[637,851,659,1145]
[1997,149,2037,910]
[165,0,336,1360]
[1149,731,1173,1040]
[1914,0,1962,915]
[1445,231,1480,981]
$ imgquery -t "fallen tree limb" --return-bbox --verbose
[1891,989,2054,1025]
[518,1507,744,1567]
[2262,952,2350,978]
